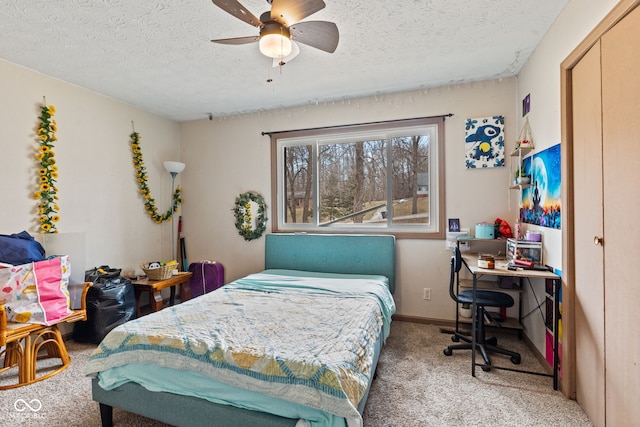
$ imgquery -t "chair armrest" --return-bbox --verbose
[66,282,92,322]
[79,282,92,312]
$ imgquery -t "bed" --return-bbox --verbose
[87,233,396,427]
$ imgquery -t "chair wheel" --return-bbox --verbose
[486,337,498,345]
[481,364,492,372]
[443,348,452,356]
[511,355,521,364]
[451,335,460,343]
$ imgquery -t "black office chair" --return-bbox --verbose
[443,246,521,370]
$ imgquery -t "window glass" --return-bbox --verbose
[271,117,445,238]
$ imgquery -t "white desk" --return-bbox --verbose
[461,253,561,389]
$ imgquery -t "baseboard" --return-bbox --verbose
[522,333,553,375]
[392,314,453,327]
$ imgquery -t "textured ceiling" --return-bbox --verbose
[0,0,568,122]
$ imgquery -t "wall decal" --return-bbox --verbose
[521,143,561,229]
[464,115,505,169]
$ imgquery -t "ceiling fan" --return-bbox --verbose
[210,0,339,64]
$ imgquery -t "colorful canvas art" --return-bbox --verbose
[521,143,561,229]
[464,116,505,169]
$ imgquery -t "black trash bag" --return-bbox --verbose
[73,266,136,344]
[84,265,122,284]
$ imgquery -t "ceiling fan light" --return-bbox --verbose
[259,33,292,58]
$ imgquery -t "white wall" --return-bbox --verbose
[515,0,619,350]
[0,59,182,276]
[180,79,517,321]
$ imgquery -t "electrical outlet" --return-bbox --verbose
[423,288,431,300]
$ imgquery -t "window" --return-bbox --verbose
[269,116,446,238]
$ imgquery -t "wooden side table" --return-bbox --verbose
[131,272,193,317]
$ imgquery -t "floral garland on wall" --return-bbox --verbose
[129,131,182,223]
[34,102,60,233]
[234,191,267,241]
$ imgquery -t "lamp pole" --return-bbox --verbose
[163,161,185,264]
[169,171,178,262]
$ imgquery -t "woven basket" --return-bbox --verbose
[140,263,174,281]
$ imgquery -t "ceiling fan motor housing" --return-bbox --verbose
[260,21,291,39]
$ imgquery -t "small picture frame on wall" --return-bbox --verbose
[448,218,460,232]
[522,94,531,116]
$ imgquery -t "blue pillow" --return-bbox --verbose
[0,231,46,265]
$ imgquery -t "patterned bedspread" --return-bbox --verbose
[85,271,395,422]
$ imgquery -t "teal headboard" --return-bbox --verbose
[265,234,396,293]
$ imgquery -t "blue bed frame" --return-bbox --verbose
[93,233,396,427]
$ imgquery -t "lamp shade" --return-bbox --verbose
[163,161,186,174]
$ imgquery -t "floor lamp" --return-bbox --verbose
[163,161,185,264]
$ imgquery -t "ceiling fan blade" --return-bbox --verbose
[272,41,300,67]
[211,35,259,45]
[290,21,339,53]
[270,0,325,26]
[211,0,262,27]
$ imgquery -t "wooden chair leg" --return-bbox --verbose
[0,340,29,389]
[2,326,72,388]
[22,334,33,384]
[40,327,70,362]
[2,341,22,369]
[30,326,71,382]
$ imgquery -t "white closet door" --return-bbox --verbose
[601,5,640,426]
[571,40,605,427]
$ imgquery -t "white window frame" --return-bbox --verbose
[268,116,446,239]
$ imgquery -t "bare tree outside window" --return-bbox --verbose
[284,145,312,223]
[391,135,429,225]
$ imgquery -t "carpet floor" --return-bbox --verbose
[1,321,592,426]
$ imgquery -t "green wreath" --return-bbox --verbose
[234,192,268,241]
